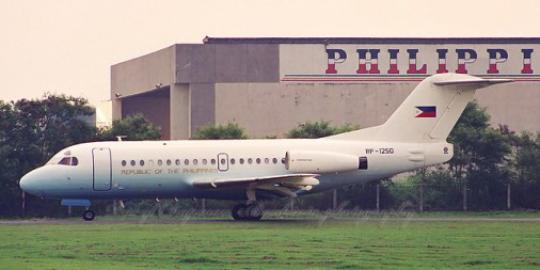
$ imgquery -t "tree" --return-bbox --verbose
[287,121,357,138]
[193,123,247,139]
[421,101,513,210]
[0,101,19,216]
[0,94,98,216]
[99,113,161,141]
[512,132,540,209]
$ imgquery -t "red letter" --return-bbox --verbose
[356,49,380,74]
[325,49,347,74]
[521,49,534,74]
[486,49,508,74]
[455,49,477,74]
[406,49,427,74]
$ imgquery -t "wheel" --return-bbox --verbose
[245,204,263,221]
[82,210,95,221]
[231,204,245,220]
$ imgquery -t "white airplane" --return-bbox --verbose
[19,73,511,221]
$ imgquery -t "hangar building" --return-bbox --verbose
[111,37,540,139]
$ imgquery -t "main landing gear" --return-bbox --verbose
[231,188,263,221]
[82,209,95,221]
[231,203,263,221]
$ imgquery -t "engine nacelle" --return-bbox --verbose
[285,150,360,174]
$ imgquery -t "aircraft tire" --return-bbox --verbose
[82,210,95,221]
[245,204,263,221]
[231,204,246,220]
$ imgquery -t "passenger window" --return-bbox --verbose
[248,158,253,164]
[166,159,172,166]
[220,158,226,165]
[193,159,198,165]
[264,158,269,164]
[272,158,278,164]
[211,159,216,165]
[230,158,236,165]
[140,160,145,166]
[175,159,180,166]
[130,160,136,166]
[256,158,261,164]
[281,158,286,164]
[239,158,245,164]
[158,160,163,166]
[71,157,78,166]
[121,160,127,167]
[184,159,189,165]
[202,159,208,165]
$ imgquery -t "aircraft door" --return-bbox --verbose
[217,153,229,172]
[92,147,112,191]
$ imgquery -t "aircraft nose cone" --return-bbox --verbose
[20,170,38,195]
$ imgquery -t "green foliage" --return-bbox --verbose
[445,101,512,209]
[287,121,357,138]
[0,101,19,216]
[99,113,161,141]
[193,122,247,139]
[0,94,97,216]
[512,132,540,208]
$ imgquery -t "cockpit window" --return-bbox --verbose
[58,157,78,166]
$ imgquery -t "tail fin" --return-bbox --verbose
[328,73,512,142]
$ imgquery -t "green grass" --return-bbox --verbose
[0,216,539,269]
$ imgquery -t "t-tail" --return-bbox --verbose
[328,73,512,142]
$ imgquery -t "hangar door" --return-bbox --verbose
[92,147,112,191]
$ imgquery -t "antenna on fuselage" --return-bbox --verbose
[116,135,127,142]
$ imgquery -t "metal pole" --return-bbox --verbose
[332,189,338,210]
[21,191,26,217]
[419,181,424,212]
[463,186,467,211]
[67,206,72,216]
[376,183,380,212]
[201,198,206,212]
[507,183,511,210]
[113,200,117,215]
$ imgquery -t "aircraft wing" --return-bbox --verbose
[192,173,320,195]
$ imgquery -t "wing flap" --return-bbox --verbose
[193,173,319,189]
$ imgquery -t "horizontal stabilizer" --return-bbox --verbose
[433,78,513,86]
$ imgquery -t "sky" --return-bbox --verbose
[1,0,539,105]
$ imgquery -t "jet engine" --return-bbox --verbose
[285,150,359,174]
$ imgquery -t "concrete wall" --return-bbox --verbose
[475,82,540,132]
[170,84,190,140]
[215,82,540,138]
[174,44,279,83]
[214,82,410,138]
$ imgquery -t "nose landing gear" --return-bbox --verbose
[82,210,95,221]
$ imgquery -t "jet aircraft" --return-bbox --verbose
[19,73,511,221]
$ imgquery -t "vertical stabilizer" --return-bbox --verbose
[328,73,512,142]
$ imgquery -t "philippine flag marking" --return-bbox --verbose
[415,106,436,118]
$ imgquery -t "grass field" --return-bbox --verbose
[1,212,539,270]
